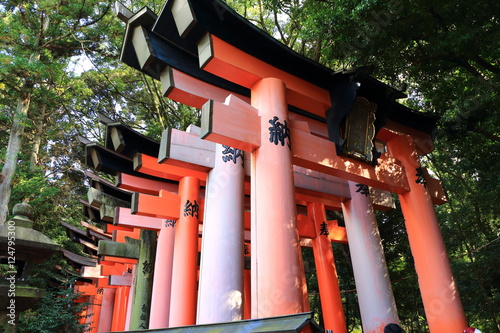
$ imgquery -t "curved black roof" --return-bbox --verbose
[120,0,436,138]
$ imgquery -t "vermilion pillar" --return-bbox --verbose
[169,176,200,326]
[197,143,245,324]
[149,220,176,328]
[308,202,347,333]
[341,181,399,332]
[243,268,251,320]
[97,288,116,332]
[111,286,130,331]
[386,135,467,332]
[250,78,304,318]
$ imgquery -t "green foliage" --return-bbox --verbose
[18,275,89,333]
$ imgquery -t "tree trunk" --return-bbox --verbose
[29,104,47,171]
[0,91,31,224]
[0,11,49,223]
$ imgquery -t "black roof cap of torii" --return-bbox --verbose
[98,113,161,159]
[118,0,437,138]
[153,0,404,94]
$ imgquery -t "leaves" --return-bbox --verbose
[18,273,90,333]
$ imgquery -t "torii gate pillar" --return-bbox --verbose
[86,288,103,333]
[169,176,200,326]
[250,78,304,318]
[149,219,175,328]
[341,181,399,332]
[97,287,116,332]
[386,135,467,333]
[197,143,245,324]
[308,202,347,333]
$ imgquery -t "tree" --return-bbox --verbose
[18,271,89,333]
[0,0,111,222]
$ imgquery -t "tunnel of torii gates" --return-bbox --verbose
[67,0,470,332]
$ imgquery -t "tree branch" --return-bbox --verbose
[472,55,500,75]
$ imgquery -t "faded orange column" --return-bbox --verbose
[111,286,129,331]
[386,135,467,333]
[341,181,399,332]
[149,220,176,328]
[169,176,200,326]
[250,77,304,318]
[308,202,347,333]
[97,287,116,332]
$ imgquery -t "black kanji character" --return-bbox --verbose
[222,145,243,164]
[183,200,199,218]
[355,184,370,196]
[268,116,291,149]
[319,222,329,236]
[415,167,427,188]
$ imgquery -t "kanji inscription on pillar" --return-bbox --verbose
[139,304,148,329]
[183,200,199,218]
[415,167,427,187]
[268,116,291,149]
[165,219,176,228]
[319,222,329,236]
[142,261,153,275]
[222,145,244,165]
[355,184,370,196]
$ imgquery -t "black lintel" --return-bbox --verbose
[104,124,161,158]
[124,0,437,140]
[154,0,338,88]
[84,143,172,184]
[90,178,132,204]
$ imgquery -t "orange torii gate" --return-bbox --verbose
[123,14,399,331]
[66,222,134,333]
[110,0,468,332]
[78,112,443,333]
[136,124,345,329]
[88,115,386,333]
[159,124,361,331]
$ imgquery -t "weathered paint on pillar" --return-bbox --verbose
[111,286,130,331]
[97,288,116,332]
[250,77,304,318]
[129,229,157,330]
[149,220,176,329]
[386,135,467,333]
[197,143,245,324]
[169,176,200,326]
[341,181,399,332]
[308,202,347,333]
